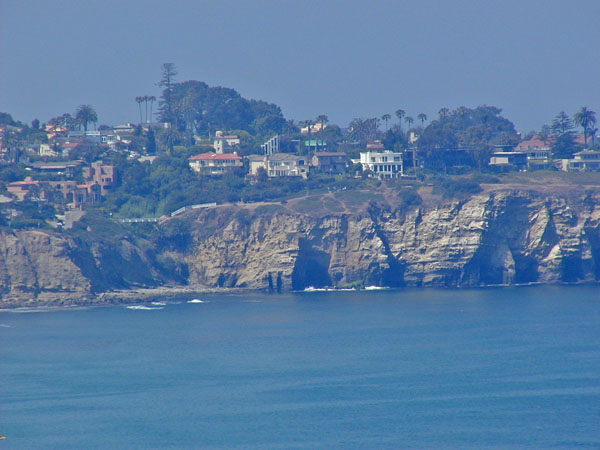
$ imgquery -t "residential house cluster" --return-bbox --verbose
[6,161,116,209]
[187,134,408,180]
[488,134,600,173]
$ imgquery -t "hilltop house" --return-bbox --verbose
[360,150,403,178]
[561,150,600,172]
[304,140,327,154]
[7,177,42,201]
[189,151,243,175]
[301,122,326,134]
[213,131,240,153]
[82,162,116,195]
[247,153,309,178]
[489,151,527,171]
[514,137,552,170]
[311,152,348,173]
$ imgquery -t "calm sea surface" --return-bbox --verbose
[1,286,599,449]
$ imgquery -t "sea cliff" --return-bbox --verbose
[1,188,599,307]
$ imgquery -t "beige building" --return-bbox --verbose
[213,131,241,153]
[561,150,600,172]
[247,153,309,178]
[189,152,243,175]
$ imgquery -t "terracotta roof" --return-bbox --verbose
[8,180,38,186]
[516,138,548,149]
[189,152,241,161]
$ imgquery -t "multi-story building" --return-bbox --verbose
[311,152,348,173]
[359,150,403,178]
[247,153,309,178]
[561,150,600,172]
[213,131,241,153]
[189,152,243,175]
[82,162,116,195]
[489,151,527,170]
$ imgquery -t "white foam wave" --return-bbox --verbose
[0,324,11,327]
[126,305,164,311]
[150,301,167,306]
[304,287,358,292]
[364,286,388,290]
[187,299,206,304]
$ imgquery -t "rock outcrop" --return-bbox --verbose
[179,190,600,291]
[1,189,599,306]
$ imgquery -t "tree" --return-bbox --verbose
[589,127,598,147]
[404,116,414,130]
[146,127,157,154]
[349,118,378,143]
[438,107,450,120]
[550,111,578,158]
[315,115,329,152]
[417,113,427,128]
[573,107,597,146]
[395,109,405,131]
[316,114,328,130]
[135,96,144,123]
[381,114,391,131]
[158,128,180,155]
[148,96,157,123]
[31,118,40,129]
[158,63,178,125]
[74,105,97,132]
[256,166,268,183]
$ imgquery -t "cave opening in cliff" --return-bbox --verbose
[291,239,332,290]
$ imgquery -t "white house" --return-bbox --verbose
[359,150,403,178]
[561,150,600,172]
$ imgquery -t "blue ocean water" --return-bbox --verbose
[1,286,599,449]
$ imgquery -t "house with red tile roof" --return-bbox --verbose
[188,151,243,175]
[7,177,41,201]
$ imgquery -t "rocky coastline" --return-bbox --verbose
[1,187,599,308]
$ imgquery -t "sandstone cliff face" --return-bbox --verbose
[0,230,182,307]
[179,190,600,291]
[1,189,599,306]
[0,230,92,306]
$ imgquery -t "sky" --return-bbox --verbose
[1,0,599,133]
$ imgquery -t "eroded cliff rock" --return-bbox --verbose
[1,189,599,306]
[178,190,600,291]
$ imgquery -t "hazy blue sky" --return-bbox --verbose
[1,0,599,132]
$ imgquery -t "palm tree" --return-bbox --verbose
[381,114,391,131]
[315,115,328,151]
[395,109,405,131]
[589,127,598,147]
[404,116,414,130]
[417,113,427,128]
[59,113,75,131]
[74,105,97,132]
[573,107,597,146]
[304,120,314,155]
[144,95,149,123]
[135,97,144,123]
[148,96,157,123]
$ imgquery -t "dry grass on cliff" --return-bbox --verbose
[484,171,600,195]
[286,190,386,216]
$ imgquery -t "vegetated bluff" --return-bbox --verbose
[1,188,600,306]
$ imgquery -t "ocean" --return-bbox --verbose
[1,286,599,449]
